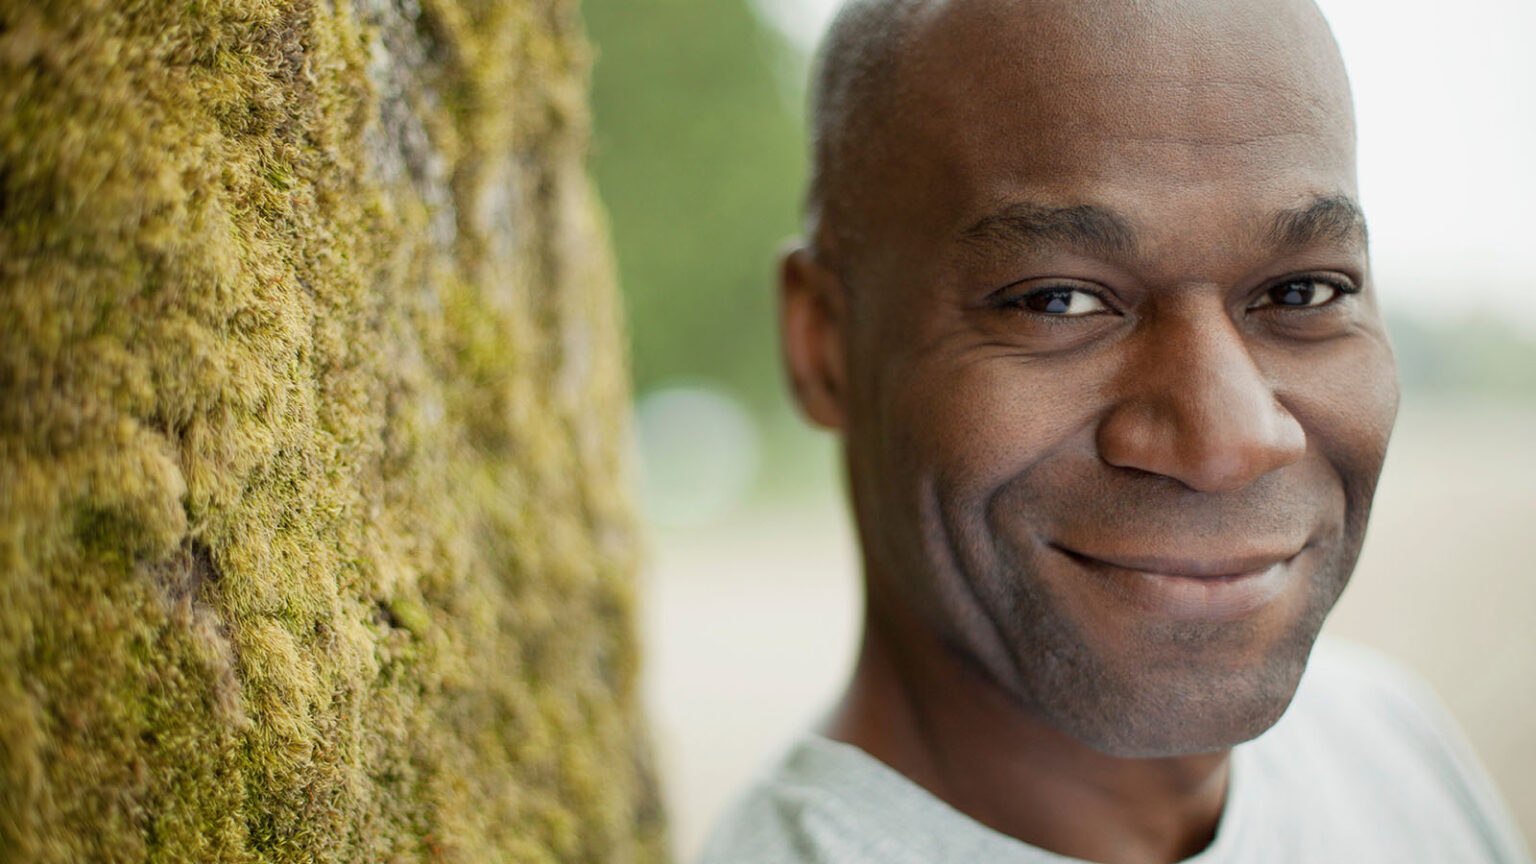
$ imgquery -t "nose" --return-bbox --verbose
[1096,306,1306,493]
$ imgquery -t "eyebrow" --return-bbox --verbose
[958,204,1137,259]
[956,193,1368,264]
[1265,194,1368,250]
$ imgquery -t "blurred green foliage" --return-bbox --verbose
[584,0,807,413]
[1388,314,1536,399]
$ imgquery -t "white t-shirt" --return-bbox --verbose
[697,640,1532,864]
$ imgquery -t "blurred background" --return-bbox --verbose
[579,0,1536,857]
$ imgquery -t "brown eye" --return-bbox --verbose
[1020,288,1110,316]
[1252,279,1342,310]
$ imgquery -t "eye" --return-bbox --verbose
[1250,278,1352,310]
[1013,287,1111,317]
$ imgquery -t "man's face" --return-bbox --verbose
[819,0,1400,757]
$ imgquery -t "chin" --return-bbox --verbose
[1055,648,1313,758]
[994,585,1333,759]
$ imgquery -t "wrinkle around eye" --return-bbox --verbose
[1250,278,1341,310]
[970,285,1128,357]
[1246,275,1364,326]
[991,284,1118,319]
[1031,289,1109,316]
[1244,278,1370,343]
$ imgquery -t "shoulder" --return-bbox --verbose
[1282,637,1452,738]
[1259,637,1475,789]
[1242,637,1532,863]
[691,736,891,864]
[1275,637,1493,782]
[693,735,1013,864]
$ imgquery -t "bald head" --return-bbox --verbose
[805,0,926,258]
[806,0,1356,271]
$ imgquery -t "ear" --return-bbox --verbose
[779,242,849,432]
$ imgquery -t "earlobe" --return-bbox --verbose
[779,243,849,432]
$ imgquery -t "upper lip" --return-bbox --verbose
[1050,543,1304,579]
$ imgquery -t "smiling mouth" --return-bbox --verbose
[1050,545,1303,580]
[1049,542,1308,620]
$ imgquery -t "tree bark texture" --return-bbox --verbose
[0,0,664,860]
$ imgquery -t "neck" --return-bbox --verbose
[821,608,1232,864]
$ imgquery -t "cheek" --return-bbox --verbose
[879,350,1113,501]
[845,339,1111,615]
[1265,332,1399,502]
[1265,327,1400,451]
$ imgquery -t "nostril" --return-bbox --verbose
[1097,389,1306,494]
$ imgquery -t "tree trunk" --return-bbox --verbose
[0,0,664,860]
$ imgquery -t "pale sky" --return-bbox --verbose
[752,0,1536,332]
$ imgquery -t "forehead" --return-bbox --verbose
[852,0,1357,267]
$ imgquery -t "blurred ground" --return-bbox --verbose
[640,393,1536,861]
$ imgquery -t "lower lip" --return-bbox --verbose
[1062,552,1295,621]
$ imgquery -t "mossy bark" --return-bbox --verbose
[0,0,664,861]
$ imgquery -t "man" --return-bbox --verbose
[697,1,1533,863]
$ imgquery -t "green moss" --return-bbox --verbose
[0,0,664,861]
